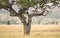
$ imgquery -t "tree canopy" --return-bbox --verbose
[0,0,58,8]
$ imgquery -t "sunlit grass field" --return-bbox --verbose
[0,32,60,38]
[0,25,60,38]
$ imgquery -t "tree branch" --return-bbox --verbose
[29,10,46,17]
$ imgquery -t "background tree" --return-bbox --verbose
[0,0,58,35]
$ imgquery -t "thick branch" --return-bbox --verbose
[1,5,17,16]
[19,7,28,14]
[0,0,17,16]
[18,14,27,25]
[29,10,46,17]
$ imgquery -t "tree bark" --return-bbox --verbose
[23,15,32,35]
[25,15,32,35]
[18,14,32,35]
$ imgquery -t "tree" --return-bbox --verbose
[0,0,56,35]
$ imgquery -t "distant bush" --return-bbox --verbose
[0,20,19,25]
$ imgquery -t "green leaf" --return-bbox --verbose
[18,0,37,7]
[0,0,8,6]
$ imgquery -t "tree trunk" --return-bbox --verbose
[24,15,32,35]
[18,14,32,35]
[23,23,31,35]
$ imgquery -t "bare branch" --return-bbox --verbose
[29,10,45,17]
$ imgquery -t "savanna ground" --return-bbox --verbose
[0,25,60,38]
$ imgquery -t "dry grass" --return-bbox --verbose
[0,25,60,38]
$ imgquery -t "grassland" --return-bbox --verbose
[0,25,60,38]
